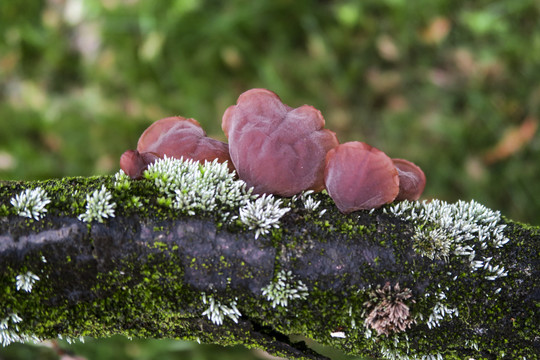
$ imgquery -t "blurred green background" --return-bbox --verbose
[0,0,539,358]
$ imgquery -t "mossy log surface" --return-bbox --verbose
[0,176,539,360]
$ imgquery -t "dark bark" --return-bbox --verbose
[0,177,539,359]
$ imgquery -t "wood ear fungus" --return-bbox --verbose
[222,88,339,197]
[119,88,427,213]
[120,116,234,179]
[324,142,399,213]
[119,150,160,180]
[137,116,233,170]
[392,158,426,201]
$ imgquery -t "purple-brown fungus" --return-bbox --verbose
[119,150,159,180]
[324,141,399,213]
[222,88,339,197]
[392,158,426,201]
[120,116,233,179]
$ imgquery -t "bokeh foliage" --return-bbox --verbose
[1,0,539,224]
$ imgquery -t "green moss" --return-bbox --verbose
[1,176,539,359]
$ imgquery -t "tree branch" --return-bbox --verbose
[1,175,538,359]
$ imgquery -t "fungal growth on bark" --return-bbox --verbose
[393,158,426,201]
[324,141,400,213]
[120,116,233,179]
[118,89,426,212]
[119,150,159,180]
[363,282,415,336]
[222,88,339,196]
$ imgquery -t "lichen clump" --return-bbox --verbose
[239,194,290,239]
[363,282,415,336]
[144,156,253,216]
[10,187,51,220]
[15,272,40,293]
[387,199,510,281]
[261,270,308,308]
[78,185,116,223]
[201,293,241,326]
[143,156,291,235]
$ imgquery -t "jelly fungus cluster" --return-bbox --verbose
[120,88,426,213]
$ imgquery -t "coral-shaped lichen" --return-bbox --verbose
[0,313,40,347]
[144,157,254,216]
[412,228,451,261]
[292,190,326,217]
[424,289,458,329]
[363,282,415,336]
[113,169,131,190]
[296,190,321,212]
[239,194,290,239]
[142,157,293,232]
[15,272,39,293]
[78,185,116,223]
[261,270,308,308]
[201,293,241,326]
[387,200,510,280]
[10,187,51,220]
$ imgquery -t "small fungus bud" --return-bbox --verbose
[392,158,426,201]
[120,150,159,180]
[324,142,399,213]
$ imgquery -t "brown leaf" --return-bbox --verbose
[484,117,538,164]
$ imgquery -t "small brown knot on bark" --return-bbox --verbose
[363,282,416,336]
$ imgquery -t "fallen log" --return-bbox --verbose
[0,160,538,359]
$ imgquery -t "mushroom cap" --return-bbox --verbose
[137,116,234,171]
[120,150,159,179]
[392,158,426,201]
[324,141,399,213]
[222,88,339,197]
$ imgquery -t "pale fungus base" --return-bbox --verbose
[0,157,538,359]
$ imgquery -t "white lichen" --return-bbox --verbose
[261,270,308,308]
[113,169,131,190]
[58,334,85,344]
[15,272,40,292]
[141,157,292,232]
[10,187,51,220]
[379,344,443,360]
[0,312,42,347]
[201,293,241,326]
[78,185,116,223]
[386,199,510,281]
[294,190,321,212]
[1,313,24,347]
[386,199,511,342]
[425,288,458,329]
[239,194,290,239]
[144,157,254,217]
[412,228,451,261]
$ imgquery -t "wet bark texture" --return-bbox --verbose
[0,178,539,359]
